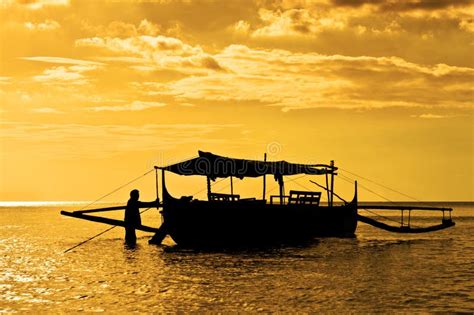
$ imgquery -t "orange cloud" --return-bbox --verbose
[143,44,473,111]
[24,19,60,31]
[3,0,69,9]
[76,34,225,73]
[89,101,166,112]
[0,122,241,158]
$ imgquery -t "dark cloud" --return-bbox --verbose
[332,0,474,11]
[200,56,226,72]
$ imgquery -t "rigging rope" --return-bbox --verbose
[266,174,308,194]
[79,169,155,211]
[339,168,422,202]
[337,173,422,228]
[64,207,154,253]
[190,177,228,197]
[338,173,395,203]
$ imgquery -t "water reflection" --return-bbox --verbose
[0,205,472,312]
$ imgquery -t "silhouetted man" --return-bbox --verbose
[125,189,158,246]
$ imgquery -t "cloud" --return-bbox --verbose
[459,18,474,32]
[410,113,453,119]
[32,107,63,114]
[33,65,99,85]
[20,56,104,66]
[76,33,225,73]
[20,56,103,85]
[332,0,474,12]
[93,56,146,64]
[244,0,474,42]
[24,19,60,31]
[81,19,161,38]
[148,44,474,111]
[251,8,347,37]
[232,20,251,34]
[3,0,69,9]
[0,122,240,157]
[89,100,166,111]
[0,77,11,85]
[104,19,161,37]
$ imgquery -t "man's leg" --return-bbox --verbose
[125,226,137,245]
[149,221,168,245]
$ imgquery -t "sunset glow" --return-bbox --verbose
[0,0,473,201]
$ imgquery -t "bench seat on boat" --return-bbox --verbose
[288,190,321,206]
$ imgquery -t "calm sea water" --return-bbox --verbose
[0,202,473,312]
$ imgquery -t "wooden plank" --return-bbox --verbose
[74,205,127,214]
[61,211,160,233]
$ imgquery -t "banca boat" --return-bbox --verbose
[61,151,455,248]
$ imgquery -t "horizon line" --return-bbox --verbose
[0,200,473,207]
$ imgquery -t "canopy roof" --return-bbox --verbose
[160,151,335,180]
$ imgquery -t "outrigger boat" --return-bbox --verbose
[61,151,455,248]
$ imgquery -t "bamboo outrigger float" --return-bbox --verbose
[61,151,455,248]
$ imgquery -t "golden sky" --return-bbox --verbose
[0,0,473,201]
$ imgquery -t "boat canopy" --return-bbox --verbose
[160,151,335,181]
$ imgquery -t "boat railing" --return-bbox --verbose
[209,192,240,202]
[358,205,453,226]
[270,195,290,205]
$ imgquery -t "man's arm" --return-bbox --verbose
[137,199,160,208]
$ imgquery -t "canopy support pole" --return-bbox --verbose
[155,167,159,203]
[207,176,212,201]
[262,153,267,201]
[278,176,285,205]
[325,170,330,205]
[230,176,234,196]
[330,160,335,207]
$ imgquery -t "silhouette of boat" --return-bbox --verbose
[61,151,455,248]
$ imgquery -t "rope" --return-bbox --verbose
[266,174,308,194]
[338,173,395,203]
[79,169,155,211]
[337,173,423,228]
[190,177,228,197]
[339,168,422,202]
[292,179,312,192]
[285,174,414,226]
[64,207,153,253]
[309,180,348,204]
[214,182,232,193]
[359,208,423,229]
[359,208,407,225]
[161,154,198,168]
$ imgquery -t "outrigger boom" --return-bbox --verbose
[60,203,163,233]
[357,205,454,233]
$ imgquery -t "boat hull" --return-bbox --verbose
[161,197,358,248]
